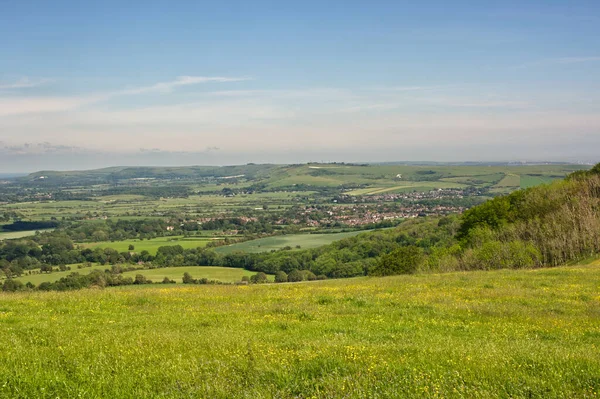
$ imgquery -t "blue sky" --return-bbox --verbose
[1,0,599,171]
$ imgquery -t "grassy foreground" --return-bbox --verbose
[1,265,599,398]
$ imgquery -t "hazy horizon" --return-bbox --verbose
[2,1,599,173]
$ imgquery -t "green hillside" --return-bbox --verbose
[1,264,598,398]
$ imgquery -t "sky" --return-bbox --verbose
[1,0,599,172]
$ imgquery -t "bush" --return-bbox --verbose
[274,271,288,283]
[182,272,196,284]
[2,279,24,292]
[370,246,424,276]
[134,274,149,285]
[250,272,268,284]
[300,270,317,281]
[287,269,303,282]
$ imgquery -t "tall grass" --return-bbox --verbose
[1,264,599,398]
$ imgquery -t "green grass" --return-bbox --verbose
[0,229,53,241]
[520,174,558,189]
[11,265,267,286]
[78,236,215,254]
[1,264,599,398]
[13,264,108,285]
[215,231,366,254]
[121,266,270,283]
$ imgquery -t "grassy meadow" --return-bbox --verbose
[0,229,53,241]
[120,266,269,283]
[78,235,216,254]
[14,264,108,286]
[1,264,599,398]
[11,266,260,286]
[215,231,366,254]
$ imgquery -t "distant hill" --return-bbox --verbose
[17,163,589,194]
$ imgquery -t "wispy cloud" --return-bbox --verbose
[119,75,252,95]
[0,77,53,90]
[0,75,250,116]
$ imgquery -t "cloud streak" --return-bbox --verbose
[119,75,252,95]
[0,75,251,116]
[0,77,53,90]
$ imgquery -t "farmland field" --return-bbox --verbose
[520,174,558,189]
[0,229,53,241]
[13,264,109,286]
[1,264,598,398]
[10,266,263,286]
[215,231,367,254]
[78,236,216,254]
[121,266,271,283]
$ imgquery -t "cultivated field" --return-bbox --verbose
[1,264,598,398]
[215,231,366,254]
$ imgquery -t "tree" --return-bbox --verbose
[370,246,424,276]
[2,279,24,292]
[128,244,135,251]
[250,272,268,284]
[274,270,288,283]
[182,272,195,284]
[134,274,149,284]
[287,269,303,282]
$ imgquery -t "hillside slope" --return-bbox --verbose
[1,265,598,398]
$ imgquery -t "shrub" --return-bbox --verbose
[370,246,424,276]
[2,279,24,292]
[274,271,288,283]
[287,269,303,282]
[134,274,149,285]
[182,272,196,284]
[250,272,268,284]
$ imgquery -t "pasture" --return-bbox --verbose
[11,265,262,286]
[78,236,215,254]
[13,264,108,286]
[0,229,53,241]
[215,231,366,254]
[120,266,268,283]
[0,264,598,398]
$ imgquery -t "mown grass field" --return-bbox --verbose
[120,266,270,283]
[78,236,215,254]
[13,264,108,286]
[1,264,599,398]
[215,231,366,254]
[11,266,262,286]
[0,229,53,241]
